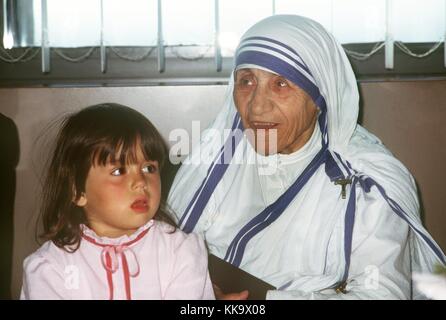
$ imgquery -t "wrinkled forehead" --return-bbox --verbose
[234,36,321,104]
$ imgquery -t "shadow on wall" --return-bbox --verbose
[0,113,19,299]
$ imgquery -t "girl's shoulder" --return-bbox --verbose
[21,241,80,299]
[23,240,72,272]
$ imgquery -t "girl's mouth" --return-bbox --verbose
[131,198,148,213]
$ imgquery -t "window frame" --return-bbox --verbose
[1,4,445,88]
[0,42,445,88]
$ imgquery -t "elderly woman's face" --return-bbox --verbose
[234,68,318,155]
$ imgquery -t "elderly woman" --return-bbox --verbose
[167,15,445,299]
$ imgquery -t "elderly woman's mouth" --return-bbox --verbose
[250,122,279,130]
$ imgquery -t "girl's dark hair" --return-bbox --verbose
[39,103,175,252]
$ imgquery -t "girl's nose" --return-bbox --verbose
[132,172,148,191]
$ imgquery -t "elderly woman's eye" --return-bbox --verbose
[239,77,254,86]
[276,79,288,87]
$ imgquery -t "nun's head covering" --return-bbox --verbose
[234,15,358,153]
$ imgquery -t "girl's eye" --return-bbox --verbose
[111,168,125,176]
[142,164,157,174]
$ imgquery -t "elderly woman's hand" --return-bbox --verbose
[213,284,249,300]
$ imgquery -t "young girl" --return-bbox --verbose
[21,103,215,300]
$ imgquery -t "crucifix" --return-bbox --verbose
[334,178,352,199]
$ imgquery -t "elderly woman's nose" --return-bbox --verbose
[249,85,273,114]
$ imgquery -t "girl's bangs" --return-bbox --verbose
[90,132,166,168]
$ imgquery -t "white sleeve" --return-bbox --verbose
[164,233,215,300]
[267,194,411,300]
[20,253,69,300]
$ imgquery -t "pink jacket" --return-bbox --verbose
[21,220,215,300]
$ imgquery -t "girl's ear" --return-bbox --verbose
[73,189,87,207]
[75,193,87,207]
[72,183,87,207]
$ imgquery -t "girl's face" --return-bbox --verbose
[76,146,161,238]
